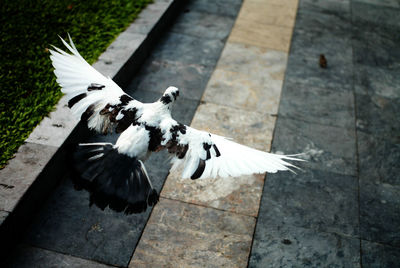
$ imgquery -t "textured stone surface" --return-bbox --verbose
[170,10,236,40]
[202,42,287,114]
[259,169,359,236]
[0,210,8,226]
[6,245,113,268]
[361,240,400,268]
[355,94,400,142]
[279,82,355,128]
[125,0,173,35]
[249,224,360,268]
[358,132,400,247]
[149,32,225,67]
[298,0,350,14]
[186,0,243,17]
[130,198,255,267]
[0,142,58,212]
[128,59,213,101]
[26,96,78,147]
[285,51,353,91]
[352,1,400,28]
[229,21,293,52]
[272,117,356,176]
[354,64,400,99]
[238,1,297,28]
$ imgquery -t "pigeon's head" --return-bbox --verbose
[160,86,179,105]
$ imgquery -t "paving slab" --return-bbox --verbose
[170,10,236,40]
[148,32,226,67]
[357,132,400,247]
[258,168,359,237]
[298,0,350,14]
[279,82,355,129]
[355,94,400,142]
[229,20,293,52]
[351,1,400,29]
[249,223,360,268]
[0,142,58,212]
[272,116,356,176]
[128,59,213,101]
[5,245,113,268]
[238,1,297,28]
[130,198,255,268]
[202,42,287,114]
[0,210,8,226]
[354,64,400,99]
[186,0,243,17]
[361,240,400,268]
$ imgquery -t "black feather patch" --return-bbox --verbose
[145,125,163,151]
[68,93,87,108]
[203,143,211,160]
[81,104,95,121]
[87,83,105,91]
[160,95,172,104]
[115,108,138,133]
[120,95,133,105]
[213,144,221,157]
[191,159,206,180]
[69,143,158,214]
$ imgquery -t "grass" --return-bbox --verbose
[0,0,152,168]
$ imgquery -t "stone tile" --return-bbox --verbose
[202,43,287,114]
[295,7,351,34]
[190,102,276,152]
[202,69,283,115]
[26,96,78,147]
[272,117,357,176]
[130,198,255,267]
[149,32,225,67]
[125,0,172,35]
[358,132,400,247]
[249,224,360,267]
[6,245,113,268]
[361,240,400,268]
[161,102,275,216]
[352,1,400,29]
[352,25,400,69]
[258,168,359,236]
[186,0,243,17]
[354,64,400,99]
[355,94,400,142]
[0,210,8,226]
[237,1,297,28]
[128,59,213,101]
[170,10,236,40]
[0,142,58,212]
[298,0,350,14]
[279,82,355,129]
[290,22,352,62]
[229,21,293,52]
[354,0,400,8]
[23,178,158,267]
[285,52,353,91]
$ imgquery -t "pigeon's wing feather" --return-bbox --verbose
[169,126,303,179]
[50,35,143,134]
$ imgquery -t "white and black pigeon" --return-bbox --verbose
[49,36,302,214]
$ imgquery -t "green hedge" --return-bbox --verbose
[0,0,152,168]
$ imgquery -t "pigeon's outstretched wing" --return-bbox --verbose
[50,35,143,135]
[166,124,303,180]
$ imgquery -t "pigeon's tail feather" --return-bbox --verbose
[69,143,158,214]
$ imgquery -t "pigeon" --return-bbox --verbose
[49,36,302,214]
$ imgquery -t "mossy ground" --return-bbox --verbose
[0,0,152,168]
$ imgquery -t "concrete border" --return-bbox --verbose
[0,0,183,257]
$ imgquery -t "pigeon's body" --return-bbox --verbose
[50,36,302,214]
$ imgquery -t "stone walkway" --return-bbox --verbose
[4,0,400,267]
